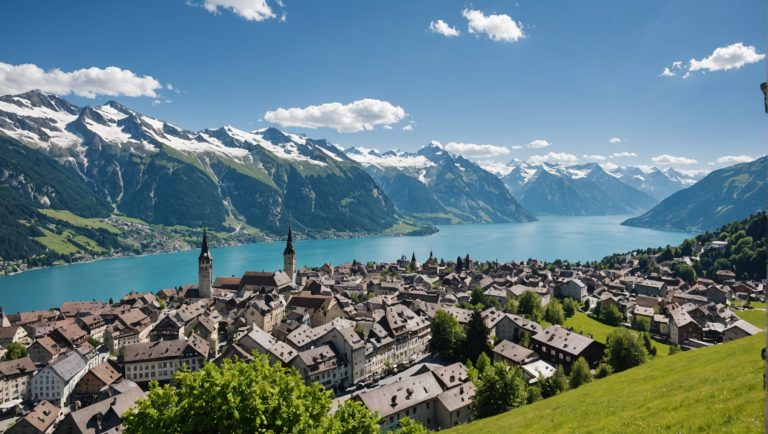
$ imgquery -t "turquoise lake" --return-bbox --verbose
[0,215,693,313]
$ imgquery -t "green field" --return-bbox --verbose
[449,333,765,433]
[563,312,671,357]
[737,309,766,329]
[39,209,121,234]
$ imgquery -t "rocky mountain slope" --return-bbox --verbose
[346,143,535,224]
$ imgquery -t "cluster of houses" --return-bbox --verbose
[0,228,763,433]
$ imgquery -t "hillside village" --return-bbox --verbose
[0,223,764,434]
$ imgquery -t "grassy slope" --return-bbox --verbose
[737,309,766,329]
[563,312,671,357]
[39,209,121,234]
[449,333,765,434]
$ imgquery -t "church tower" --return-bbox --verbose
[283,222,296,285]
[198,229,213,298]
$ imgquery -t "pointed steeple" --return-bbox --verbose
[411,251,416,262]
[283,220,295,256]
[199,228,211,261]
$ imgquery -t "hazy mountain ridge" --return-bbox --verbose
[622,156,767,232]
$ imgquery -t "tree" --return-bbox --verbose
[475,352,491,375]
[123,356,381,434]
[456,256,464,273]
[595,362,613,378]
[505,298,519,314]
[605,328,647,372]
[541,365,568,398]
[599,303,623,326]
[583,298,591,312]
[473,362,528,418]
[389,417,429,434]
[561,298,577,318]
[518,291,543,322]
[430,310,465,361]
[673,263,697,284]
[3,342,27,361]
[462,310,491,363]
[632,316,650,333]
[568,357,592,389]
[668,344,682,355]
[544,298,565,325]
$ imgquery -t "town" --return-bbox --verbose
[0,225,763,434]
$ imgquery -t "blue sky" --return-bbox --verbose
[0,0,764,172]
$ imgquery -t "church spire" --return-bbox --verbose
[284,219,295,256]
[199,228,211,261]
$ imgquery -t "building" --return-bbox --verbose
[283,223,296,286]
[560,279,588,302]
[669,307,703,345]
[197,229,213,298]
[292,345,345,389]
[123,335,209,384]
[6,400,59,434]
[0,357,37,405]
[492,340,538,366]
[531,325,604,369]
[27,337,63,367]
[28,351,88,407]
[494,314,542,344]
[634,279,667,297]
[722,320,762,343]
[0,326,31,347]
[104,309,151,354]
[72,363,122,405]
[356,363,474,431]
[53,384,144,434]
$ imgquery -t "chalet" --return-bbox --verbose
[27,337,63,366]
[559,279,587,302]
[53,384,144,434]
[494,314,542,344]
[0,326,30,347]
[531,325,604,369]
[72,362,122,405]
[292,345,345,389]
[669,307,703,345]
[722,320,762,343]
[493,340,537,366]
[75,315,107,341]
[634,279,667,297]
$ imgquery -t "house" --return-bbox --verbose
[494,314,542,344]
[0,326,31,347]
[634,279,667,297]
[123,335,209,384]
[356,363,475,430]
[286,293,343,328]
[72,362,122,405]
[530,325,604,369]
[53,384,144,434]
[521,359,557,384]
[669,307,703,345]
[652,314,670,337]
[492,340,537,366]
[59,301,105,318]
[292,345,346,389]
[28,351,88,407]
[75,315,107,342]
[27,337,63,367]
[103,309,152,354]
[237,325,297,366]
[632,306,654,323]
[149,313,184,342]
[6,400,59,434]
[722,320,762,342]
[560,279,587,302]
[243,294,286,332]
[50,323,88,349]
[714,270,736,284]
[0,357,37,405]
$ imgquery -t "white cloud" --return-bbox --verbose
[610,152,637,158]
[659,67,676,77]
[651,154,697,165]
[201,0,277,21]
[264,98,407,133]
[601,162,619,171]
[675,168,711,177]
[715,155,755,164]
[383,125,393,130]
[661,43,765,79]
[442,142,510,158]
[402,123,414,132]
[462,9,524,42]
[609,137,622,144]
[689,42,765,72]
[0,61,162,98]
[511,145,523,150]
[582,154,607,161]
[429,19,460,37]
[528,152,579,165]
[527,139,550,149]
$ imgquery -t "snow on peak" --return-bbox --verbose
[346,146,435,169]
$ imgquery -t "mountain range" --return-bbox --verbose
[0,90,414,239]
[622,156,767,232]
[346,144,535,224]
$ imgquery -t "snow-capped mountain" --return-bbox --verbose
[0,90,401,236]
[347,142,535,224]
[605,165,704,200]
[482,160,659,216]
